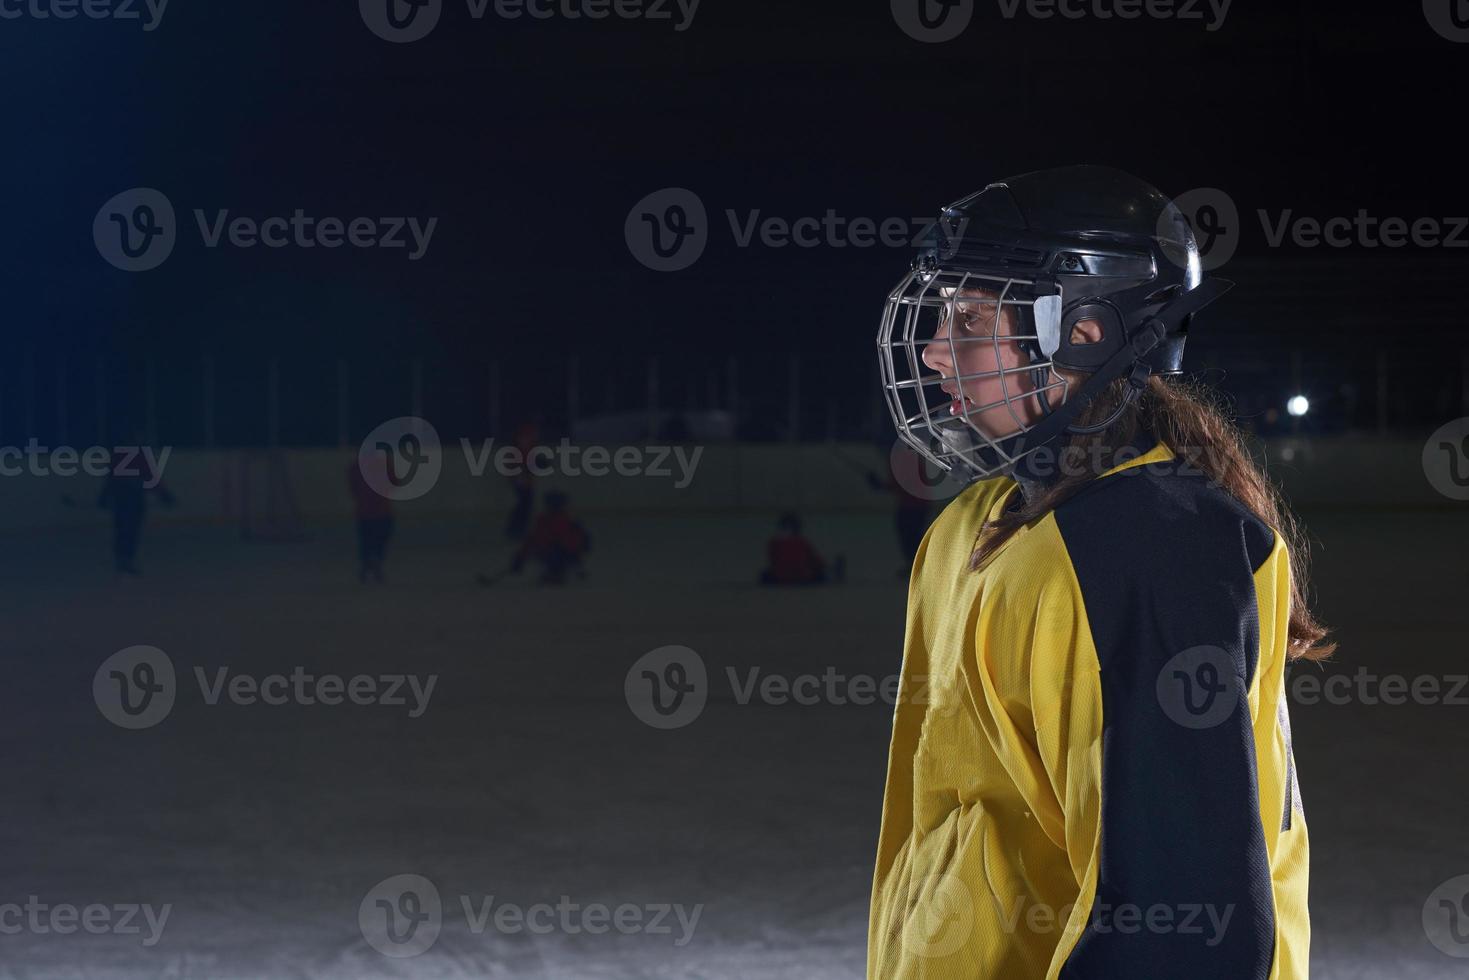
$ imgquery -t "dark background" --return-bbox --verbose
[3,1,1467,446]
[3,3,1469,978]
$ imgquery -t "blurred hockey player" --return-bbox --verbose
[348,453,395,584]
[760,512,844,586]
[97,435,175,575]
[508,491,590,585]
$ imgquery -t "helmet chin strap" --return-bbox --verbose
[1007,278,1234,462]
[1066,361,1152,434]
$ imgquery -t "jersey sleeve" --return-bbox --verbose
[1022,475,1282,979]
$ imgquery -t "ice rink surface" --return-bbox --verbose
[4,504,1468,978]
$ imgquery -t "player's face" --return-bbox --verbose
[921,287,1047,438]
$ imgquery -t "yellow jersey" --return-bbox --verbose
[869,442,1309,979]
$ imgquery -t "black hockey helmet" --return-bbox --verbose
[878,164,1232,481]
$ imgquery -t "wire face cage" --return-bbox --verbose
[877,266,1071,483]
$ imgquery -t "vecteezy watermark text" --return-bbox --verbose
[1290,668,1469,707]
[359,0,700,43]
[0,440,170,485]
[461,438,701,488]
[93,646,438,730]
[891,0,1230,43]
[0,897,171,947]
[358,874,702,958]
[625,187,967,272]
[624,646,958,730]
[0,0,168,30]
[358,418,705,502]
[94,188,438,271]
[1163,188,1469,272]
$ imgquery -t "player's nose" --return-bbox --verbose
[922,321,952,375]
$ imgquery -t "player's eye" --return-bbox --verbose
[958,309,993,335]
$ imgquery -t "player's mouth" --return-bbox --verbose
[941,382,976,417]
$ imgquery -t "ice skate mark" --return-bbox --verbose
[1172,660,1227,717]
[109,661,164,717]
[1440,435,1469,488]
[642,661,697,717]
[377,890,431,945]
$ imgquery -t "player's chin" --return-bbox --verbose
[952,408,1010,442]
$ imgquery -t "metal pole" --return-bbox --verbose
[1462,349,1469,417]
[55,357,67,446]
[203,356,215,449]
[95,355,106,444]
[726,356,739,422]
[267,358,280,448]
[410,357,424,426]
[1376,350,1389,435]
[788,354,800,442]
[336,359,349,448]
[647,357,659,440]
[144,357,156,444]
[1290,350,1302,436]
[488,361,501,437]
[23,349,34,440]
[567,356,579,431]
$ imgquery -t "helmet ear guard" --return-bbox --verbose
[1051,301,1127,372]
[1012,275,1235,448]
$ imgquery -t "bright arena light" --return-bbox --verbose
[1287,395,1311,418]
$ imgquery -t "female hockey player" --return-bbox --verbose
[868,166,1333,980]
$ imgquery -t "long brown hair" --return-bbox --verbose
[972,375,1335,662]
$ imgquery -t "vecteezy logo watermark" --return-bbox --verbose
[94,188,177,272]
[625,188,967,272]
[996,0,1230,30]
[625,647,958,730]
[358,875,703,957]
[893,0,1230,42]
[1424,0,1469,43]
[997,897,1235,946]
[1423,874,1469,958]
[462,438,702,488]
[901,874,974,959]
[1289,668,1469,707]
[359,874,443,958]
[94,646,177,730]
[359,0,701,42]
[359,0,444,43]
[886,440,972,502]
[94,188,439,271]
[1166,187,1469,271]
[891,0,975,43]
[0,0,169,30]
[1156,645,1244,729]
[625,188,709,272]
[625,646,707,729]
[0,897,172,947]
[94,647,438,729]
[359,417,444,502]
[1423,417,1469,501]
[1163,187,1240,271]
[358,416,706,501]
[0,440,171,484]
